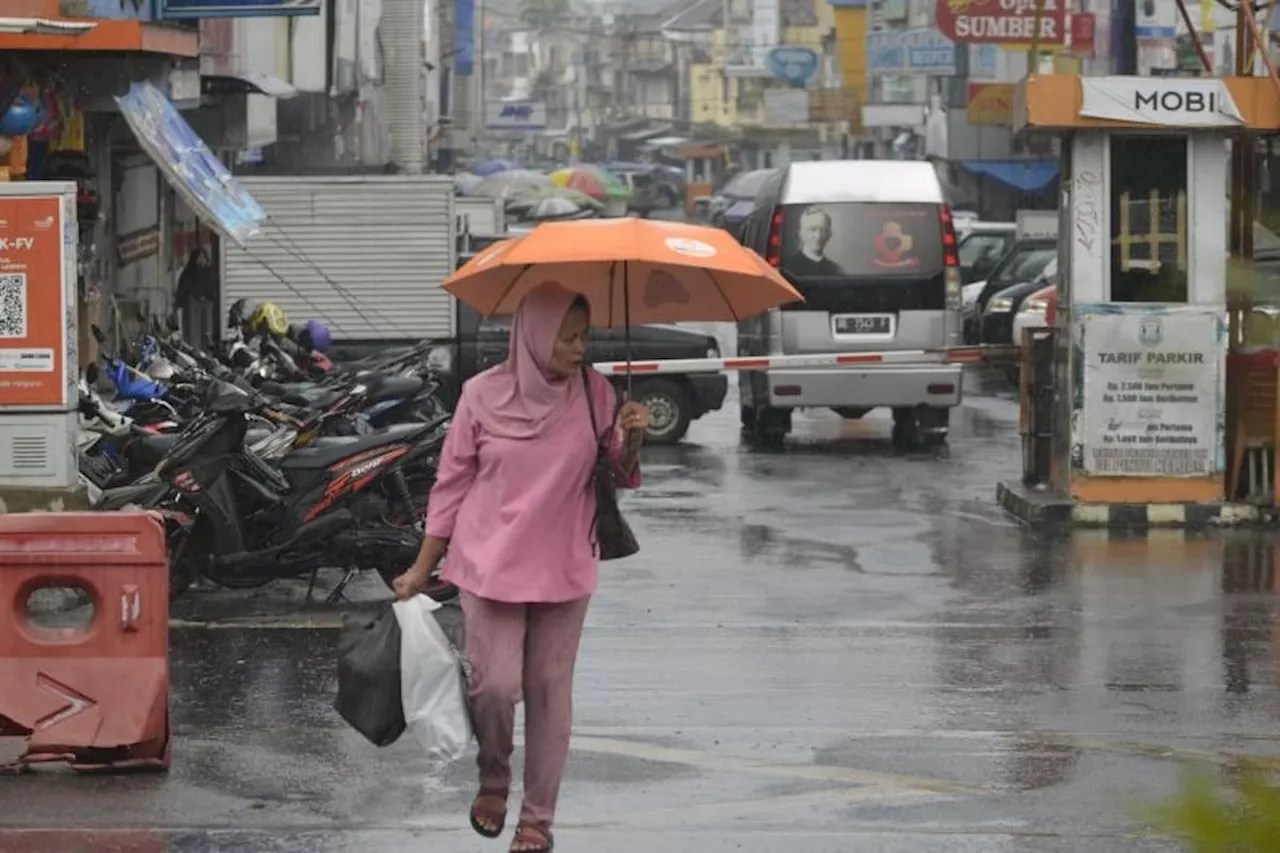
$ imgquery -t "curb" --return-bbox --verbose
[997,481,1268,529]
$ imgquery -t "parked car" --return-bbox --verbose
[957,222,1018,284]
[1011,283,1056,349]
[708,168,776,227]
[963,239,1057,343]
[607,162,685,210]
[981,258,1058,345]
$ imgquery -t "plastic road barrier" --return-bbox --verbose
[0,512,170,772]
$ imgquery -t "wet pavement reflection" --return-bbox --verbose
[2,370,1278,852]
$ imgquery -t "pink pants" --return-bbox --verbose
[460,591,590,827]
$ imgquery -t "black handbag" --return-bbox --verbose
[582,368,640,561]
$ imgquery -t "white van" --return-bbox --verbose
[735,160,964,446]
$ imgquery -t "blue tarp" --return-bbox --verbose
[959,160,1060,193]
[116,81,267,247]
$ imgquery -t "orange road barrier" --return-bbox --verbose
[0,512,170,772]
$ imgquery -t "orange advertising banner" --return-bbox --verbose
[0,195,67,407]
[966,82,1015,126]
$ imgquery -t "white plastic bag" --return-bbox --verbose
[392,594,472,762]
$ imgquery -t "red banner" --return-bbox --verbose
[935,0,1068,46]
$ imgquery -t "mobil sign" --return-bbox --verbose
[485,101,548,130]
[935,0,1066,45]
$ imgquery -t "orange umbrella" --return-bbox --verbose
[442,218,802,327]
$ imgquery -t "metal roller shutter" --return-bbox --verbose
[221,176,456,340]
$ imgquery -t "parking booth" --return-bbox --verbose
[1001,75,1280,526]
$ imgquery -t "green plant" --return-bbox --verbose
[1146,766,1280,852]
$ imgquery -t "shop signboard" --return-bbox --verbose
[157,0,321,18]
[966,82,1014,125]
[456,0,475,76]
[485,101,548,130]
[866,28,958,76]
[1075,305,1225,478]
[0,191,73,409]
[765,46,820,86]
[1079,77,1243,127]
[935,0,1067,46]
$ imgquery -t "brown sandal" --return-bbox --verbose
[469,789,508,839]
[510,821,554,852]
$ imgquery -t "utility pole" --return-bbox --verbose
[471,0,485,155]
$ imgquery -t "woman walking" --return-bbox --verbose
[395,282,647,852]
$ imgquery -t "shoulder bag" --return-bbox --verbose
[581,367,640,561]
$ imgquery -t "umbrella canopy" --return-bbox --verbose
[471,169,554,200]
[548,165,631,202]
[453,172,484,195]
[442,218,802,327]
[471,158,519,177]
[504,186,603,214]
[532,196,598,219]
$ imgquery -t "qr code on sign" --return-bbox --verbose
[0,273,26,339]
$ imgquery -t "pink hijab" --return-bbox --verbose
[468,282,584,440]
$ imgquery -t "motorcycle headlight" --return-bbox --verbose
[987,297,1014,314]
[426,344,454,374]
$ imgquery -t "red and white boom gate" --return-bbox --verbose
[592,344,1021,376]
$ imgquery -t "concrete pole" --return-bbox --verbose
[384,0,426,173]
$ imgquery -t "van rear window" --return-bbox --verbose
[780,202,943,280]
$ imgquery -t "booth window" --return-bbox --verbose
[1109,135,1188,303]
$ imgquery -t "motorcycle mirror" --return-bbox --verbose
[85,363,99,384]
[91,324,106,345]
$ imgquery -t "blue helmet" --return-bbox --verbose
[137,335,160,366]
[302,319,332,353]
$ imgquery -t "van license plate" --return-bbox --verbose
[832,314,894,337]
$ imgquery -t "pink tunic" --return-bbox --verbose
[425,370,641,603]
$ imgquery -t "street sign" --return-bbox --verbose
[157,0,321,18]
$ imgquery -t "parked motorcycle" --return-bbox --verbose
[85,324,455,603]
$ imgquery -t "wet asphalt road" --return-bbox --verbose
[4,369,1280,852]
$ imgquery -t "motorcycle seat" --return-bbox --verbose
[281,424,432,471]
[138,432,180,460]
[282,387,342,408]
[365,375,423,403]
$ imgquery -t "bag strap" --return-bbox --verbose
[581,365,621,453]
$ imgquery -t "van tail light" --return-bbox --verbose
[765,207,784,267]
[940,204,962,311]
[940,204,959,267]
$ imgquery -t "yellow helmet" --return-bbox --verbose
[248,301,289,337]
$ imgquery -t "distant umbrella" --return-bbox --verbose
[454,172,484,195]
[548,165,631,202]
[471,169,554,200]
[471,158,519,177]
[504,186,604,214]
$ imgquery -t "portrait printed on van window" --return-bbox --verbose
[780,203,939,279]
[782,205,847,277]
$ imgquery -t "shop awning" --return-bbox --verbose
[202,73,298,100]
[0,17,95,35]
[643,135,690,148]
[959,159,1060,193]
[116,81,267,247]
[621,124,671,142]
